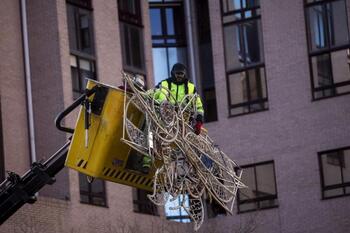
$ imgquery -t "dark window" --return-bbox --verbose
[0,100,4,182]
[118,0,146,74]
[221,0,268,117]
[237,161,278,213]
[133,188,159,215]
[67,0,97,99]
[67,1,95,54]
[118,0,142,26]
[79,173,107,207]
[206,199,226,218]
[70,55,96,99]
[318,147,350,199]
[149,0,188,84]
[67,0,92,9]
[195,0,218,122]
[305,0,350,99]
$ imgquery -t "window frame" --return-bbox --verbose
[304,0,350,100]
[119,22,146,74]
[67,0,92,10]
[318,146,350,200]
[220,0,269,118]
[236,160,278,214]
[79,173,108,207]
[149,0,188,83]
[67,2,95,55]
[118,0,146,75]
[70,52,97,99]
[118,0,143,27]
[132,188,159,216]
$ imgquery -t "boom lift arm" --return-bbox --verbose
[0,87,98,225]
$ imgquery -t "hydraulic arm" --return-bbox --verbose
[0,86,98,225]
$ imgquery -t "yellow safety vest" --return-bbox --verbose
[154,79,204,114]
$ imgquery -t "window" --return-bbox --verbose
[206,199,226,218]
[221,0,268,117]
[132,188,158,215]
[305,0,350,99]
[67,0,94,55]
[194,0,218,122]
[237,161,278,213]
[149,0,188,85]
[165,194,191,222]
[118,0,146,75]
[70,55,96,99]
[67,0,97,99]
[318,147,350,199]
[79,173,107,207]
[0,100,4,182]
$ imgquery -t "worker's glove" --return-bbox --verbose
[194,114,203,135]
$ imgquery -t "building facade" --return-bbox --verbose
[0,0,350,233]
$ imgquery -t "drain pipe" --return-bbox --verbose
[20,0,37,164]
[184,0,198,88]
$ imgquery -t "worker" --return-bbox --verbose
[142,63,205,174]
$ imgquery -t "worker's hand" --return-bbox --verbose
[194,114,203,135]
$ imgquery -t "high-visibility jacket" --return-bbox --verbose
[153,78,204,115]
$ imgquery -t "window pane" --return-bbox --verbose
[92,196,106,206]
[79,59,91,71]
[168,47,187,73]
[223,20,263,70]
[324,188,344,198]
[119,0,137,15]
[331,49,350,84]
[67,5,78,51]
[239,202,258,212]
[307,5,328,51]
[224,24,244,70]
[256,163,276,197]
[90,179,105,194]
[80,194,89,203]
[130,26,143,69]
[248,67,266,101]
[312,53,333,88]
[240,167,256,200]
[230,106,248,116]
[79,14,91,49]
[328,1,349,47]
[222,0,259,12]
[150,8,162,36]
[259,199,277,208]
[166,8,175,35]
[152,48,169,84]
[71,67,80,92]
[342,149,350,183]
[165,194,190,221]
[322,154,343,186]
[228,72,249,106]
[79,173,89,192]
[243,19,264,65]
[70,55,77,67]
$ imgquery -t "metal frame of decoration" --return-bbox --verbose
[120,72,246,231]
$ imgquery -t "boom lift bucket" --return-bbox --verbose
[65,80,154,191]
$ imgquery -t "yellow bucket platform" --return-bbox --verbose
[65,80,154,191]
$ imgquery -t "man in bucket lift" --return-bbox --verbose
[142,63,205,174]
